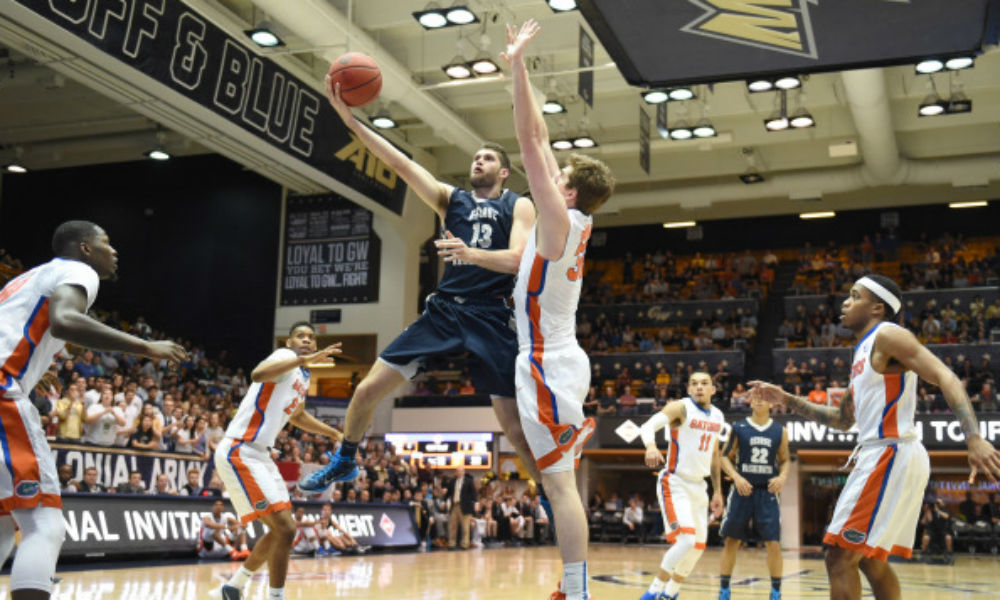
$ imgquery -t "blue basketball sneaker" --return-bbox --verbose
[637,592,659,600]
[718,588,731,600]
[769,589,781,600]
[298,450,358,492]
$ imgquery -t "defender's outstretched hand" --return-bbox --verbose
[500,19,540,66]
[746,380,788,407]
[302,342,343,365]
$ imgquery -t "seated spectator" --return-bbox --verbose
[530,495,550,544]
[623,498,644,535]
[597,384,618,416]
[58,464,78,493]
[181,468,203,495]
[83,389,126,447]
[149,473,177,495]
[500,496,524,544]
[583,386,599,416]
[441,381,459,396]
[920,499,953,556]
[115,470,146,494]
[618,385,638,416]
[76,467,107,493]
[807,381,828,406]
[458,378,476,395]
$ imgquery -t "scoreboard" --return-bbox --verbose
[384,432,493,470]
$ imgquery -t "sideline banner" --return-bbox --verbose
[596,413,1000,450]
[53,443,214,493]
[58,495,419,558]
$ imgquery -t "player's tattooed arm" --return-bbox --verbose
[747,380,854,431]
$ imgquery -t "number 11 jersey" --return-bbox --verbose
[665,396,726,482]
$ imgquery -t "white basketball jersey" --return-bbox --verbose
[224,348,309,448]
[514,209,592,353]
[0,258,100,393]
[665,397,725,481]
[849,322,918,444]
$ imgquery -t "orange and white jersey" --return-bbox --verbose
[223,348,309,448]
[0,258,99,393]
[514,209,592,353]
[849,322,918,444]
[664,397,725,482]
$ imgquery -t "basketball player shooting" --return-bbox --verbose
[747,274,1000,600]
[0,221,186,600]
[503,19,615,600]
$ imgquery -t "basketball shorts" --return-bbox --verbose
[214,438,291,524]
[719,486,780,541]
[824,439,929,561]
[656,471,708,550]
[0,385,61,512]
[379,293,517,397]
[515,344,594,474]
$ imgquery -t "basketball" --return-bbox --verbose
[328,52,382,107]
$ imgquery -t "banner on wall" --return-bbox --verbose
[53,443,214,493]
[281,194,381,305]
[12,0,406,214]
[594,414,1000,450]
[57,495,419,558]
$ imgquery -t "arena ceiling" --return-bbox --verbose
[1,0,998,226]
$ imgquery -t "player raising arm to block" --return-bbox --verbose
[748,274,1000,600]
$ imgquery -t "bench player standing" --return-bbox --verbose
[717,392,789,600]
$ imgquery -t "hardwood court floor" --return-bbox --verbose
[3,544,998,599]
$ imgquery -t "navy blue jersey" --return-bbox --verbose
[726,418,783,487]
[437,188,519,298]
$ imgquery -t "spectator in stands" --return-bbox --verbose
[500,496,524,545]
[128,414,161,450]
[58,464,77,493]
[84,388,126,446]
[459,378,476,395]
[441,381,459,396]
[149,473,177,495]
[652,386,670,412]
[604,492,623,512]
[76,467,106,493]
[597,384,618,417]
[115,470,145,494]
[623,497,643,537]
[618,385,638,416]
[730,383,749,412]
[54,383,86,442]
[530,495,550,544]
[192,416,211,460]
[920,499,953,556]
[427,487,449,548]
[173,415,198,454]
[181,468,202,495]
[807,381,828,406]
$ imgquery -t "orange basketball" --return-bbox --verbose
[328,52,382,107]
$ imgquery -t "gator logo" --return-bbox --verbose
[842,528,866,544]
[255,500,269,511]
[559,428,574,445]
[15,480,40,498]
[682,1,819,59]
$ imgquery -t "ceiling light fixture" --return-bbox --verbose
[692,121,717,138]
[369,110,397,129]
[774,75,801,90]
[669,122,693,140]
[572,133,597,148]
[413,3,478,29]
[739,171,765,184]
[145,148,171,161]
[445,3,477,25]
[915,59,945,74]
[551,138,574,151]
[245,27,283,47]
[443,54,473,79]
[4,162,27,174]
[944,56,974,71]
[945,92,972,114]
[668,87,695,101]
[789,107,815,128]
[747,78,773,93]
[468,52,500,75]
[764,114,789,131]
[546,0,578,12]
[663,221,697,228]
[800,211,835,219]
[918,93,946,116]
[542,97,566,114]
[642,90,669,104]
[949,201,988,209]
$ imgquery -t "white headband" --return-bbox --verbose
[856,276,901,314]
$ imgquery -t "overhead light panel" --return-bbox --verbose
[747,78,773,93]
[946,92,972,114]
[800,211,835,219]
[245,28,283,47]
[572,133,597,148]
[551,138,574,151]
[915,59,944,74]
[774,76,801,90]
[764,114,789,131]
[369,110,397,129]
[468,53,500,75]
[739,172,765,184]
[443,55,473,79]
[692,121,717,138]
[145,149,170,161]
[949,201,987,209]
[642,90,669,104]
[918,93,946,116]
[789,108,815,128]
[668,87,695,101]
[546,0,578,12]
[916,56,974,74]
[944,56,974,71]
[542,97,566,114]
[4,162,27,174]
[413,3,478,29]
[663,221,696,229]
[669,122,693,140]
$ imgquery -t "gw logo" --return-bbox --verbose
[336,133,399,190]
[682,0,819,59]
